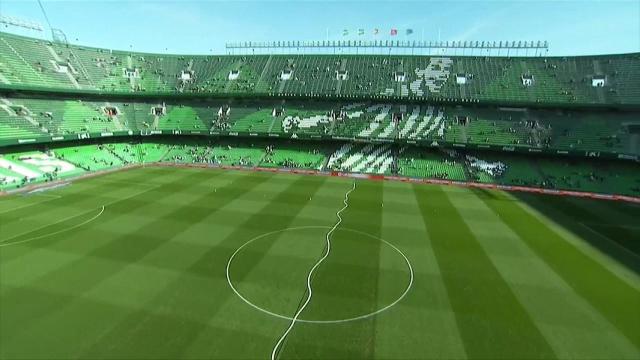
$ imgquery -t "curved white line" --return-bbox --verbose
[0,206,105,247]
[226,226,413,324]
[0,195,60,215]
[270,182,356,360]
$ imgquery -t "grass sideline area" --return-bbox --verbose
[0,166,638,359]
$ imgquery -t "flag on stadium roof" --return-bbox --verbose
[390,28,398,36]
[406,29,414,35]
[358,29,365,36]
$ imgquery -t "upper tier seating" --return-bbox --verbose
[1,32,638,106]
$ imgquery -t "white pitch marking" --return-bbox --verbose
[0,183,162,248]
[226,226,414,324]
[270,182,356,360]
[0,206,105,247]
[87,178,150,186]
[0,199,54,215]
[580,222,640,230]
[0,175,156,215]
[28,192,63,199]
[0,193,63,215]
[578,222,640,260]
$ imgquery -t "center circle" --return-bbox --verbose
[226,226,414,324]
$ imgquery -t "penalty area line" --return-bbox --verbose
[0,195,61,215]
[270,181,357,360]
[0,206,105,247]
[0,183,162,248]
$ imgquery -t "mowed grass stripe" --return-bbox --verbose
[78,175,328,359]
[413,185,556,359]
[476,189,640,349]
[182,175,332,359]
[60,171,275,356]
[0,168,181,241]
[563,196,640,255]
[374,182,467,359]
[0,168,192,263]
[516,193,640,271]
[0,168,207,250]
[176,176,337,359]
[278,180,385,359]
[1,170,271,359]
[444,187,638,359]
[0,169,235,357]
[0,193,60,214]
[0,170,217,289]
[0,166,172,217]
[522,193,640,287]
[0,183,153,241]
[0,168,171,239]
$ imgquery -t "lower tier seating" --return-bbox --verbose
[1,138,637,196]
[1,97,637,157]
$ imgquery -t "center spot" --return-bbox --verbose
[227,226,413,323]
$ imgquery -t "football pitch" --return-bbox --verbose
[0,166,638,359]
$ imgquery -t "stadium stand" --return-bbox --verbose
[55,144,126,171]
[2,139,637,197]
[260,142,330,170]
[464,151,640,196]
[1,97,636,158]
[326,143,395,174]
[398,147,467,181]
[0,149,85,189]
[1,32,639,107]
[0,31,638,199]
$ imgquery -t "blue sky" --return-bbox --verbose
[1,0,638,56]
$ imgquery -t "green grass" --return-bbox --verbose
[0,167,638,359]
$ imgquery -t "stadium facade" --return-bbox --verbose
[0,31,638,199]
